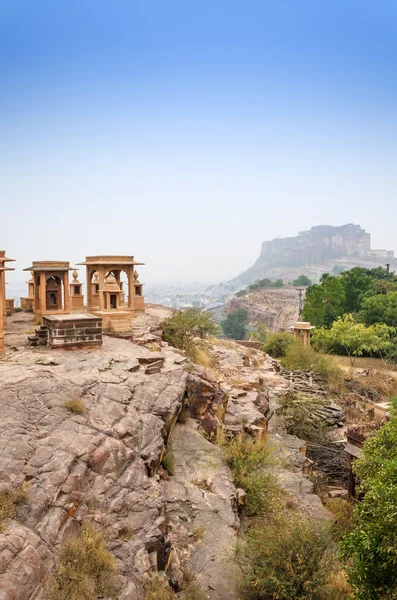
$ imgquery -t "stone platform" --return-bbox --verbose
[43,313,102,348]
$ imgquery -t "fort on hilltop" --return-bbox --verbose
[232,224,396,286]
[260,224,393,267]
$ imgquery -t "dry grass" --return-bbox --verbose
[144,575,174,600]
[326,498,355,542]
[190,526,206,542]
[65,398,85,414]
[191,479,214,492]
[188,345,213,368]
[326,567,353,599]
[48,523,116,600]
[118,524,135,540]
[0,485,28,531]
[181,580,207,600]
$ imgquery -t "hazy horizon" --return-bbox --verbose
[2,1,397,287]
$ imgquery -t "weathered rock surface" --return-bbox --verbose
[0,336,187,599]
[0,308,338,599]
[164,421,240,599]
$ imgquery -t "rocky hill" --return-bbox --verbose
[0,308,345,599]
[230,224,397,286]
[227,287,303,331]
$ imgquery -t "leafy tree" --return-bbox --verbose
[313,314,394,366]
[340,267,374,313]
[358,291,397,327]
[221,308,249,340]
[293,274,312,286]
[162,308,219,351]
[342,399,397,600]
[301,274,346,327]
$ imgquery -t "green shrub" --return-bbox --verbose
[262,332,294,358]
[217,433,281,515]
[162,309,219,352]
[48,523,115,600]
[161,447,175,476]
[342,399,397,599]
[237,514,337,600]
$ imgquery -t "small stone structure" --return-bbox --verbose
[20,272,35,311]
[69,269,85,311]
[0,251,15,352]
[43,314,102,349]
[5,298,14,316]
[24,261,72,323]
[292,321,315,346]
[78,255,145,332]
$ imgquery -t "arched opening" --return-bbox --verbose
[119,270,129,307]
[90,270,100,309]
[46,276,63,311]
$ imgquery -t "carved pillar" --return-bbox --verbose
[87,268,92,310]
[98,267,105,310]
[39,272,46,314]
[63,271,70,313]
[34,275,40,313]
[127,267,134,310]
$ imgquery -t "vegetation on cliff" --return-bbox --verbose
[48,524,115,600]
[342,399,397,600]
[217,433,349,599]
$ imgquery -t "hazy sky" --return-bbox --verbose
[1,1,397,287]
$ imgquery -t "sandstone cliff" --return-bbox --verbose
[227,287,303,331]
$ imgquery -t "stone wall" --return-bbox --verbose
[43,315,102,348]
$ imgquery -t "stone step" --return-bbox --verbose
[109,318,132,333]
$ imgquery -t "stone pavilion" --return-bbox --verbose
[78,255,145,332]
[23,261,72,323]
[20,272,35,311]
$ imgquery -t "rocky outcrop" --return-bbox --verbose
[0,337,188,599]
[0,309,339,599]
[164,421,240,599]
[227,287,302,331]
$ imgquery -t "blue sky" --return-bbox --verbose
[1,0,397,285]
